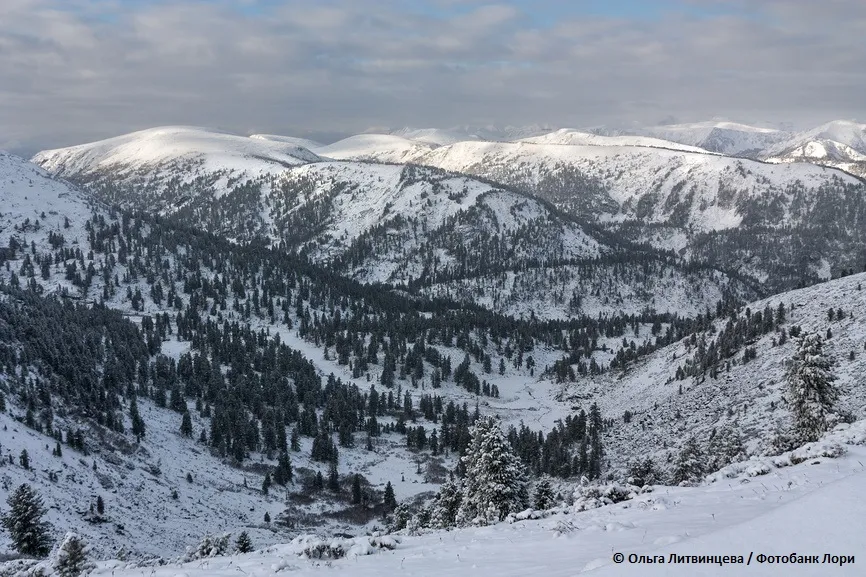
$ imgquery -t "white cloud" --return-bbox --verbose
[1,0,864,153]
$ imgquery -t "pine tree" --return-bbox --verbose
[532,477,555,510]
[672,437,706,485]
[328,461,340,492]
[235,531,254,553]
[352,474,362,505]
[429,478,462,529]
[261,472,272,495]
[52,532,93,577]
[1,484,53,557]
[383,481,397,512]
[706,426,746,471]
[180,411,193,437]
[96,495,105,515]
[787,332,838,442]
[130,396,145,440]
[19,449,30,470]
[290,427,301,452]
[264,511,271,524]
[456,416,528,525]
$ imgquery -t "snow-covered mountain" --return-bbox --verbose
[33,126,322,187]
[520,129,709,153]
[385,128,482,147]
[410,139,866,289]
[630,121,791,157]
[763,120,866,177]
[383,124,556,144]
[413,139,860,230]
[31,133,753,319]
[311,134,435,163]
[250,133,325,149]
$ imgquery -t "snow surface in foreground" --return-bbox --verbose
[86,428,866,577]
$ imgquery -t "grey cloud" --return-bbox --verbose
[1,0,864,154]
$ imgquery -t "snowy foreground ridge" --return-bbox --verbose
[17,422,863,577]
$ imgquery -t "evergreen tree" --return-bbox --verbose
[19,449,30,470]
[532,477,555,510]
[274,452,293,485]
[52,532,93,577]
[627,457,658,487]
[261,472,272,495]
[1,484,53,557]
[264,511,271,524]
[706,426,746,471]
[180,410,193,437]
[328,461,340,492]
[96,495,105,515]
[130,396,145,440]
[352,474,362,505]
[290,427,301,452]
[787,332,838,442]
[672,437,706,485]
[429,478,463,529]
[235,531,254,553]
[456,416,528,525]
[383,481,397,512]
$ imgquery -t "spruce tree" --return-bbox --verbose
[328,461,340,492]
[383,481,397,512]
[532,477,555,510]
[352,474,362,505]
[2,484,53,557]
[52,532,92,577]
[130,396,145,440]
[455,416,527,525]
[787,332,838,442]
[672,437,706,485]
[235,531,254,553]
[429,479,462,529]
[180,411,193,437]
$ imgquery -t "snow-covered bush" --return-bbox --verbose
[572,482,640,512]
[291,535,398,560]
[184,533,230,561]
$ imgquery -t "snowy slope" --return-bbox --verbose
[765,120,866,158]
[42,430,866,576]
[249,134,325,149]
[763,121,866,177]
[387,128,482,146]
[0,151,95,251]
[571,272,866,469]
[312,135,435,163]
[267,162,753,317]
[520,129,710,153]
[413,140,861,232]
[33,127,322,177]
[633,121,791,156]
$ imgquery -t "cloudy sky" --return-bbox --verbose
[1,0,865,154]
